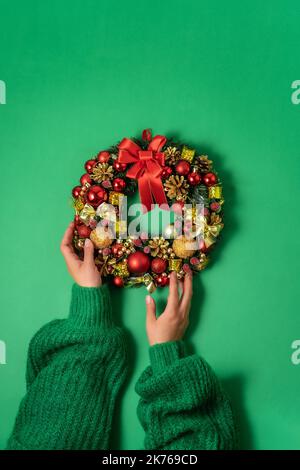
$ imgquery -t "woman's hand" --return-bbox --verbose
[60,222,101,288]
[145,271,193,346]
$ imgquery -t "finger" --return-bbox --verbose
[179,280,184,299]
[168,272,179,309]
[60,222,80,272]
[180,270,193,314]
[145,295,156,328]
[60,222,75,252]
[83,238,95,267]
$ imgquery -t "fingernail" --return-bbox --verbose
[146,295,152,304]
[85,238,91,247]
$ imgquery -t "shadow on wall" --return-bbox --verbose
[221,375,254,450]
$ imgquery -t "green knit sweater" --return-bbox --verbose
[7,284,237,450]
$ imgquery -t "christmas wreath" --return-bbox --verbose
[71,129,224,291]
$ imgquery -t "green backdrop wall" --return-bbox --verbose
[0,0,300,450]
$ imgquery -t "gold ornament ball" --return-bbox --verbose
[172,236,197,259]
[90,227,113,249]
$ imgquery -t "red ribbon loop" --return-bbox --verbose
[118,134,168,212]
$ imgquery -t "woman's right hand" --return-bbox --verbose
[60,222,102,288]
[145,271,193,346]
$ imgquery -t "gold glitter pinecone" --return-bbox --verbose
[197,155,213,173]
[164,146,181,165]
[91,162,114,182]
[90,226,113,249]
[172,236,197,259]
[164,175,189,201]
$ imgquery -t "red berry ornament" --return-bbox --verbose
[72,186,82,198]
[203,172,217,186]
[113,178,126,192]
[156,273,169,287]
[97,151,110,163]
[187,172,201,186]
[151,258,167,274]
[85,159,96,174]
[113,276,124,287]
[175,160,191,176]
[127,252,150,275]
[113,160,127,172]
[86,185,108,207]
[77,225,92,238]
[161,166,173,179]
[80,173,92,186]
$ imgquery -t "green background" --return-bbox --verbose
[0,0,299,450]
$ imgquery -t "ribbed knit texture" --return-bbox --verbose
[6,284,128,450]
[135,341,238,450]
[6,285,237,450]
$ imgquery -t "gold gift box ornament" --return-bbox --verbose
[181,146,195,163]
[208,185,222,199]
[109,191,125,206]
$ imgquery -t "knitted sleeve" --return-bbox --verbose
[6,284,128,450]
[135,341,238,450]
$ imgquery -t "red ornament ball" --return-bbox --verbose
[203,172,217,186]
[113,160,127,172]
[72,186,82,198]
[80,173,92,186]
[187,172,201,186]
[113,178,126,192]
[127,252,151,275]
[113,276,124,287]
[175,160,191,176]
[161,166,173,179]
[86,185,108,207]
[151,258,167,274]
[156,273,169,287]
[97,151,110,163]
[85,159,96,174]
[77,225,91,238]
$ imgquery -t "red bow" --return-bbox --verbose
[118,134,168,212]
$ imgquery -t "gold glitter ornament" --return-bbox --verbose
[164,175,189,201]
[91,162,114,183]
[90,226,113,249]
[208,185,222,199]
[172,236,197,259]
[168,258,182,272]
[113,260,129,278]
[73,197,85,213]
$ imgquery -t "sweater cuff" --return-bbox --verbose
[68,283,113,328]
[149,340,187,374]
